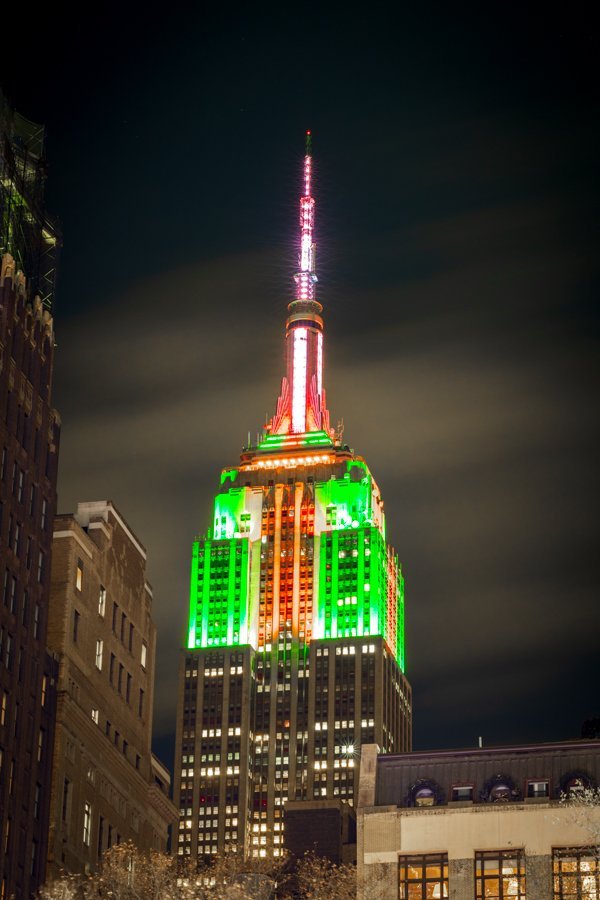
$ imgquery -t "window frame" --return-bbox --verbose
[475,849,526,899]
[399,852,449,899]
[553,846,600,898]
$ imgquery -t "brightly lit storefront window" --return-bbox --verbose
[399,853,448,898]
[475,850,526,899]
[553,847,600,899]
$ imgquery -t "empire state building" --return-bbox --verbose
[174,134,412,860]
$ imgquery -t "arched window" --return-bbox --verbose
[490,782,512,803]
[561,771,595,797]
[414,786,435,807]
[482,774,519,803]
[407,778,444,808]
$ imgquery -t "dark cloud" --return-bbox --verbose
[54,160,599,749]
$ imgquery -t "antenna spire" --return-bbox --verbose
[295,130,317,302]
[266,133,332,438]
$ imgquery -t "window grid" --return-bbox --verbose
[553,847,600,899]
[475,849,526,899]
[399,853,448,899]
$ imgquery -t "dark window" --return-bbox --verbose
[452,785,473,802]
[61,779,70,821]
[72,610,80,643]
[98,816,104,857]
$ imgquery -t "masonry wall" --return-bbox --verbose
[358,802,600,899]
[46,504,176,879]
[0,255,60,898]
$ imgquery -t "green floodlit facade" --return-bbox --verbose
[175,135,412,862]
[187,453,405,671]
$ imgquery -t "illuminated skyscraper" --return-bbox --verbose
[174,134,412,860]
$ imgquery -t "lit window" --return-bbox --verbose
[553,847,600,898]
[451,785,473,802]
[141,642,147,669]
[476,850,525,899]
[95,640,103,671]
[76,559,83,592]
[399,853,448,898]
[91,708,99,724]
[527,780,549,798]
[83,802,92,846]
[98,587,106,618]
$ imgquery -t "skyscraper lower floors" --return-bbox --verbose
[175,635,411,859]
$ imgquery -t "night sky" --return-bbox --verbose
[2,4,598,771]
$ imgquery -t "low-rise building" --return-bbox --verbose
[357,740,600,899]
[46,501,177,878]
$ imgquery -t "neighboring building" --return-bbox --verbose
[46,501,177,879]
[174,134,412,861]
[0,91,61,898]
[284,798,356,864]
[357,740,600,899]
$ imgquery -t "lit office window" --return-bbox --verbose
[553,847,600,898]
[399,853,448,899]
[76,559,84,591]
[475,850,525,899]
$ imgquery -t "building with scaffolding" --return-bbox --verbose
[0,90,60,314]
[174,135,412,861]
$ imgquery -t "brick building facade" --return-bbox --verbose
[46,501,177,879]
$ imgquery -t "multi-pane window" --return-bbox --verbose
[83,802,92,846]
[475,850,526,899]
[95,639,103,670]
[399,853,448,899]
[527,780,549,798]
[553,847,600,898]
